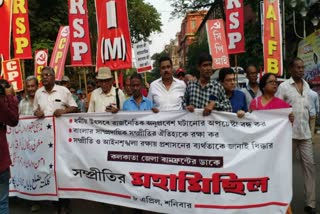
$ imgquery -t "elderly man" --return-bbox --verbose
[33,67,78,118]
[148,56,186,111]
[88,67,125,113]
[0,79,19,214]
[19,76,38,115]
[277,57,317,214]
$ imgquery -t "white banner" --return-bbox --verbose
[55,110,292,214]
[133,41,152,73]
[7,116,58,201]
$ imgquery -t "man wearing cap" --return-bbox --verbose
[88,67,125,113]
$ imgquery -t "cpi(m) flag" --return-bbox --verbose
[49,26,70,80]
[12,0,32,59]
[2,58,24,91]
[263,0,283,76]
[206,19,230,69]
[225,0,245,54]
[0,0,13,60]
[95,0,132,71]
[68,0,92,66]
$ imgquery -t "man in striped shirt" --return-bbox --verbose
[19,76,38,116]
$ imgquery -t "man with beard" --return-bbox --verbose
[148,56,186,111]
[184,53,232,116]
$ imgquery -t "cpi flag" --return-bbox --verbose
[0,0,13,60]
[206,19,230,69]
[49,26,70,80]
[2,58,24,91]
[12,0,32,59]
[68,0,92,66]
[95,0,132,70]
[225,0,245,54]
[34,49,48,84]
[263,0,283,76]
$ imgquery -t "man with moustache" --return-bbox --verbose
[148,56,186,111]
[19,76,38,115]
[184,53,232,116]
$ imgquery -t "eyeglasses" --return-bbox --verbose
[266,80,277,85]
[41,73,53,78]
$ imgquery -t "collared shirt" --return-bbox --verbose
[33,84,78,116]
[19,96,34,115]
[88,87,125,113]
[308,89,319,117]
[147,77,186,111]
[241,84,262,109]
[230,90,248,113]
[183,79,232,111]
[123,96,154,111]
[277,77,311,139]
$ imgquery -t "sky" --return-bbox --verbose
[144,0,183,56]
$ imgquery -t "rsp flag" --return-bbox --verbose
[2,58,24,91]
[49,26,70,80]
[225,0,245,54]
[68,0,92,66]
[0,0,13,60]
[12,0,32,59]
[263,0,283,76]
[95,0,132,70]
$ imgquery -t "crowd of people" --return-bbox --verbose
[0,53,318,214]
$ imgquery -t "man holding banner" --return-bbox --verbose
[0,80,19,214]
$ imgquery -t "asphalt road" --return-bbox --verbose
[9,140,320,214]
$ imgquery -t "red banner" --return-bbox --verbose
[12,0,32,59]
[34,49,48,84]
[95,0,132,71]
[49,26,70,80]
[0,0,13,60]
[2,58,23,91]
[225,0,245,54]
[206,19,230,69]
[68,0,92,66]
[263,0,282,76]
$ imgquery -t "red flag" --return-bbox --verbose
[2,58,24,91]
[206,19,230,69]
[68,0,92,66]
[225,0,245,54]
[0,0,13,60]
[95,0,132,71]
[49,26,70,80]
[34,49,48,84]
[12,0,32,59]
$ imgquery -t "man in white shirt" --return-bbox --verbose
[308,85,319,140]
[34,67,78,118]
[88,67,125,113]
[277,57,317,214]
[148,56,186,111]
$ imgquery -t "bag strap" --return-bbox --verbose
[115,88,120,109]
[247,88,256,99]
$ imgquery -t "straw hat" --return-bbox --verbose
[96,67,113,79]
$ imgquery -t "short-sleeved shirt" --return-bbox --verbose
[183,79,232,111]
[230,90,248,113]
[19,96,34,115]
[88,87,125,113]
[33,85,78,116]
[123,96,153,111]
[147,77,186,111]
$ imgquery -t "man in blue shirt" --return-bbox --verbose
[219,67,247,117]
[123,74,158,112]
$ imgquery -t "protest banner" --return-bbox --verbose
[7,116,58,200]
[34,49,48,84]
[263,0,283,76]
[49,26,70,80]
[54,110,291,214]
[225,0,245,54]
[206,19,230,69]
[133,41,152,73]
[0,0,13,60]
[68,0,92,66]
[95,0,132,70]
[12,0,32,59]
[2,58,24,91]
